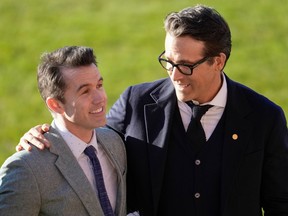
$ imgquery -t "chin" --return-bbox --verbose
[97,119,107,127]
[176,92,188,102]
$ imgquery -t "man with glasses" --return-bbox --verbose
[158,51,211,76]
[16,5,288,216]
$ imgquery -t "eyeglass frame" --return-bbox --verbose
[158,51,210,75]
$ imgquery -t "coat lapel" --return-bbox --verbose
[46,128,103,216]
[144,79,176,147]
[144,79,176,215]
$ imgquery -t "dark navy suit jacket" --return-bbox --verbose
[107,75,288,216]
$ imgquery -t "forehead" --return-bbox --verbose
[62,64,101,87]
[164,34,205,60]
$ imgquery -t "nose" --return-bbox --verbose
[170,66,183,81]
[92,89,106,104]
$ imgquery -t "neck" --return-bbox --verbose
[54,118,94,143]
[200,72,223,104]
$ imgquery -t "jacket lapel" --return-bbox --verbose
[144,79,176,147]
[144,79,176,215]
[46,127,103,216]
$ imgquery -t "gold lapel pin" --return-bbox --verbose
[232,134,238,140]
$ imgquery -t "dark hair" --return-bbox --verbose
[164,5,232,63]
[37,46,97,103]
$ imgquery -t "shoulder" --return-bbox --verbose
[2,147,50,166]
[123,78,171,95]
[227,75,282,109]
[1,129,60,172]
[120,78,174,106]
[226,75,286,123]
[96,127,123,140]
[0,147,52,182]
[96,127,125,151]
[96,127,126,166]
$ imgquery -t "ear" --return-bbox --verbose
[214,52,227,71]
[46,97,64,114]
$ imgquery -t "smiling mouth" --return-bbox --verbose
[90,107,103,114]
[176,83,190,89]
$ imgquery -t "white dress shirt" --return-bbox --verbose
[53,120,117,211]
[178,73,228,140]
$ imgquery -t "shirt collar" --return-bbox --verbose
[52,120,98,160]
[207,72,227,108]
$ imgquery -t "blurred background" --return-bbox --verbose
[1,0,287,164]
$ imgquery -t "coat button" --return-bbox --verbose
[195,159,201,165]
[232,134,238,140]
[194,193,200,198]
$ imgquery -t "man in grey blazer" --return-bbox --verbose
[0,46,126,216]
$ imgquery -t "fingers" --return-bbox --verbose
[29,124,51,148]
[17,137,33,151]
[25,132,49,150]
[16,124,52,152]
[15,144,25,152]
[41,123,50,132]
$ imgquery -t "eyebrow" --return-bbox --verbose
[76,76,103,92]
[168,58,199,65]
[165,54,197,65]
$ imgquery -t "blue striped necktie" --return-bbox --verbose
[84,145,115,216]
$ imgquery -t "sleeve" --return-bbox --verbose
[0,154,41,216]
[261,107,288,215]
[106,86,132,137]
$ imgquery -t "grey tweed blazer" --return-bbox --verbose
[0,126,126,216]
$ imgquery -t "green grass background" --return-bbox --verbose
[1,0,287,168]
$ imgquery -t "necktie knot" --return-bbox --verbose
[84,145,97,159]
[186,101,213,121]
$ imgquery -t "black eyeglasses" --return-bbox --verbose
[158,51,210,75]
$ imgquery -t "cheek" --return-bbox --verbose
[64,103,78,116]
[98,90,107,104]
[195,65,214,80]
[64,98,86,117]
[102,91,107,100]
